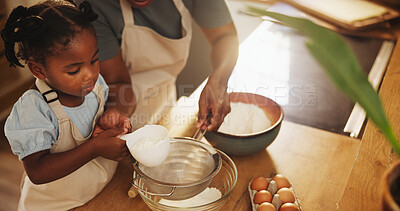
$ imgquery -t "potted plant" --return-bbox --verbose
[383,162,400,210]
[246,6,400,210]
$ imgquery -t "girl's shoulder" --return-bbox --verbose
[5,89,59,160]
[10,89,56,121]
[19,89,49,108]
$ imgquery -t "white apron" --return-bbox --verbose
[18,79,118,211]
[119,0,192,129]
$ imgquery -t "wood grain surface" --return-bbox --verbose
[338,38,400,211]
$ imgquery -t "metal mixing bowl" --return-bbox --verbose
[132,138,222,200]
[137,146,237,210]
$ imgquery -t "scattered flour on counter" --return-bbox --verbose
[133,136,166,150]
[158,187,222,207]
[218,102,271,135]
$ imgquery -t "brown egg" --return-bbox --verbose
[257,202,277,211]
[272,174,291,190]
[253,190,272,204]
[277,188,295,203]
[280,203,299,211]
[250,177,269,191]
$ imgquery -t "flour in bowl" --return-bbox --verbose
[218,102,271,135]
[133,136,166,150]
[158,187,222,207]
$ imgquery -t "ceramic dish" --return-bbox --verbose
[204,92,283,156]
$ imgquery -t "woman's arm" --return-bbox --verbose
[197,22,239,130]
[100,51,136,117]
[22,128,129,185]
[97,51,136,130]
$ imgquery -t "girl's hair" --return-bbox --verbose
[1,0,98,67]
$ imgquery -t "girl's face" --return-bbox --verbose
[36,29,100,107]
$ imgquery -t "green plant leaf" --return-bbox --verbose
[246,6,400,155]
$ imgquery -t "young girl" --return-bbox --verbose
[1,1,134,210]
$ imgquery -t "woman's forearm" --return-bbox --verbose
[203,22,239,86]
[107,82,136,116]
[100,51,136,117]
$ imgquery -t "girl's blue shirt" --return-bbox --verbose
[4,75,109,160]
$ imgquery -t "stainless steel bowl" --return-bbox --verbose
[132,138,222,200]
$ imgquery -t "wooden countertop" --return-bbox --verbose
[338,38,400,210]
[75,95,360,211]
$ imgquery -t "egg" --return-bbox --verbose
[257,202,277,211]
[277,188,295,203]
[250,177,269,191]
[253,190,272,204]
[272,174,291,190]
[280,203,299,211]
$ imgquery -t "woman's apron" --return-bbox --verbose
[18,79,118,211]
[119,0,192,129]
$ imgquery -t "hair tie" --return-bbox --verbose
[1,5,29,67]
[2,6,28,36]
[1,6,46,67]
[79,1,98,22]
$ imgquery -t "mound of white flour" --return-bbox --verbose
[159,187,222,207]
[218,102,271,135]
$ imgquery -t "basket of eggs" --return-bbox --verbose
[249,174,301,211]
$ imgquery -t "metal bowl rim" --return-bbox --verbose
[132,137,222,187]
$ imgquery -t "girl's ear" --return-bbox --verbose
[28,61,46,79]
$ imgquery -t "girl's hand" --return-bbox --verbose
[97,108,131,131]
[91,127,130,162]
[197,80,231,131]
[92,124,104,138]
[21,127,130,184]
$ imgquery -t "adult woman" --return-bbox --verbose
[76,0,239,130]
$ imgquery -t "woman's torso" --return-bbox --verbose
[76,0,232,61]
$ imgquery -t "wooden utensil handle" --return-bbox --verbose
[128,185,139,198]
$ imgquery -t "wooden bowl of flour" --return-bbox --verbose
[204,92,283,156]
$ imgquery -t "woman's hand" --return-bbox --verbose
[97,108,132,132]
[197,22,238,131]
[197,79,231,131]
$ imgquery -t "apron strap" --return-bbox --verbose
[120,0,135,25]
[35,78,105,140]
[73,82,105,141]
[172,0,190,36]
[35,79,68,120]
